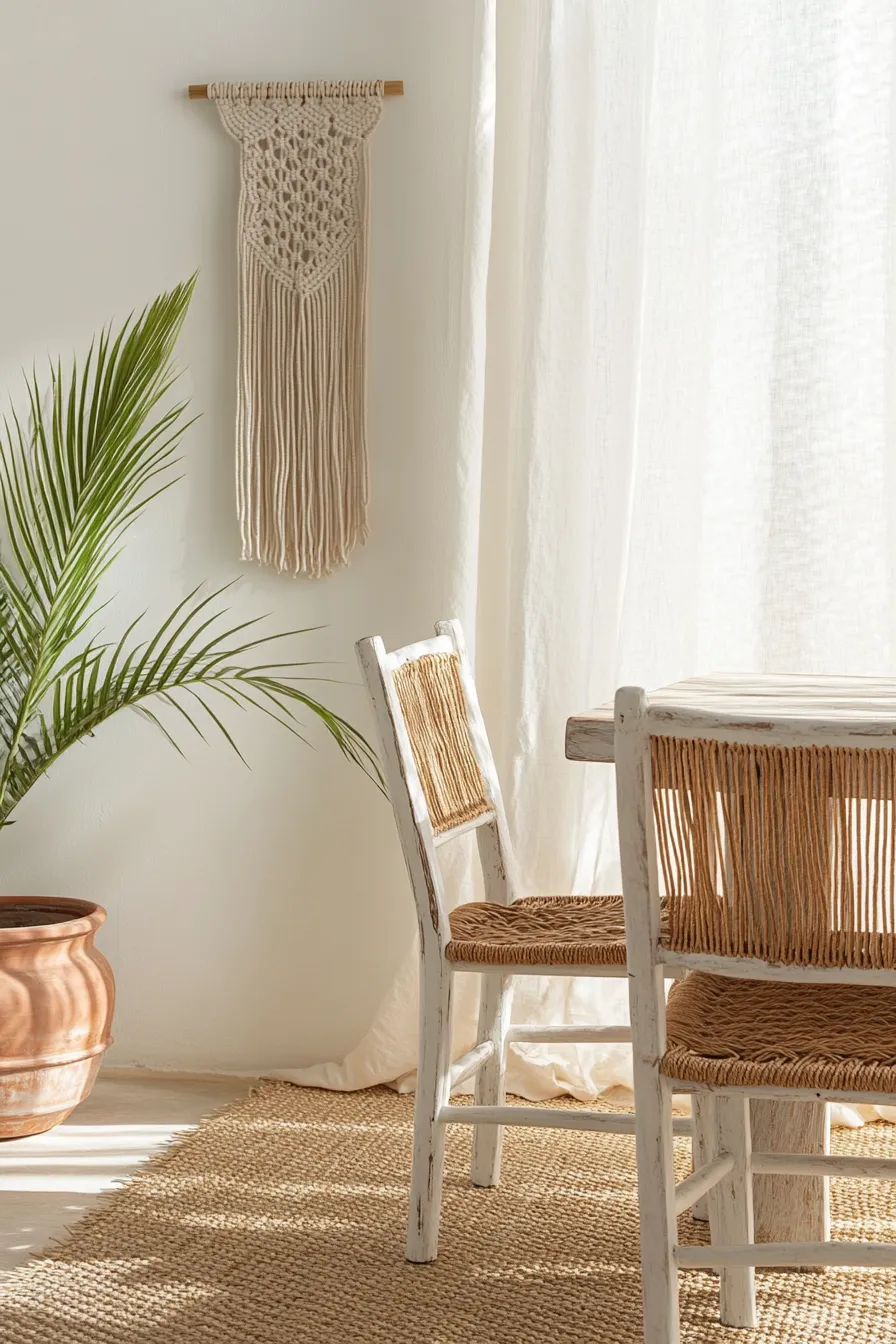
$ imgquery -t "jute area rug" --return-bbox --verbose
[0,1083,894,1343]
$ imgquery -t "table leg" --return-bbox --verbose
[750,1099,829,1244]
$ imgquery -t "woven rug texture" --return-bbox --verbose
[0,1082,894,1342]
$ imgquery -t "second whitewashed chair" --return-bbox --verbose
[357,620,694,1262]
[615,685,896,1342]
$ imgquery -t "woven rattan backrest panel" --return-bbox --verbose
[651,736,896,969]
[392,652,491,834]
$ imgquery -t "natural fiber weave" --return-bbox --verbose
[665,972,896,1093]
[392,652,491,833]
[1,1084,894,1343]
[447,894,634,965]
[652,736,896,968]
[212,82,383,577]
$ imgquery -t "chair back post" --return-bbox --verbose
[436,619,520,905]
[356,635,451,956]
[615,687,666,1054]
[615,686,680,1337]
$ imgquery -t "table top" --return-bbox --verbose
[565,672,896,763]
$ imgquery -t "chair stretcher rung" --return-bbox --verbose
[448,1041,494,1089]
[438,1104,693,1137]
[506,1024,631,1044]
[448,962,631,978]
[751,1151,896,1181]
[673,1153,734,1216]
[677,1241,896,1269]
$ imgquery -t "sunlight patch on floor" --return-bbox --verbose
[0,1071,252,1276]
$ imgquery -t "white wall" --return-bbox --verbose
[0,0,479,1071]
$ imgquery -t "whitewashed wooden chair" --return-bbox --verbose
[615,685,896,1342]
[356,622,695,1263]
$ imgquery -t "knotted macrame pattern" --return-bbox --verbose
[211,82,383,577]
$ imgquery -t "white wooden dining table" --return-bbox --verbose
[564,671,896,1246]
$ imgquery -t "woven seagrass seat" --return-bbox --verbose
[447,894,633,966]
[357,624,697,1267]
[663,972,896,1094]
[616,686,896,1337]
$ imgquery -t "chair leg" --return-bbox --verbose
[633,1067,681,1344]
[707,1095,756,1328]
[471,971,513,1187]
[691,1092,716,1222]
[406,958,454,1263]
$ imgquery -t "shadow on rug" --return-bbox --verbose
[0,1083,893,1342]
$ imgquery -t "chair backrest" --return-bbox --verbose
[357,621,518,951]
[615,685,896,980]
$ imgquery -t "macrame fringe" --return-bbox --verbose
[236,240,369,576]
[213,81,383,577]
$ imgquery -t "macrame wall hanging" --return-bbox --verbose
[197,80,396,577]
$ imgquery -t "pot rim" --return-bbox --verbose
[0,896,106,943]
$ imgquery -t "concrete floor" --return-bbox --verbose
[0,1069,254,1278]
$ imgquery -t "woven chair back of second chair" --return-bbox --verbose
[651,735,896,971]
[392,652,492,835]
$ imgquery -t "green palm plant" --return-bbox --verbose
[0,277,380,826]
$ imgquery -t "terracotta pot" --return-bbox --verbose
[0,897,114,1139]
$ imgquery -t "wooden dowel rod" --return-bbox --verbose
[506,1024,632,1044]
[677,1241,896,1270]
[673,1153,734,1217]
[188,81,403,100]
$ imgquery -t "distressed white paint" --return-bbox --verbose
[407,959,454,1262]
[671,1079,896,1108]
[690,1092,715,1223]
[568,673,896,762]
[387,636,455,670]
[658,949,896,986]
[615,688,680,1344]
[613,682,896,1337]
[470,971,511,1186]
[449,1040,495,1091]
[448,961,681,978]
[357,628,670,1262]
[355,637,450,948]
[677,1242,896,1269]
[673,1152,734,1217]
[440,1104,693,1137]
[709,1097,756,1328]
[433,813,497,848]
[506,1024,632,1044]
[751,1152,896,1180]
[355,635,454,1262]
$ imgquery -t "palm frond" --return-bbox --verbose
[0,279,383,826]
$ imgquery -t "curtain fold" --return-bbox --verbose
[276,0,896,1125]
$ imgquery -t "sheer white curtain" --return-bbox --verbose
[281,0,896,1121]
